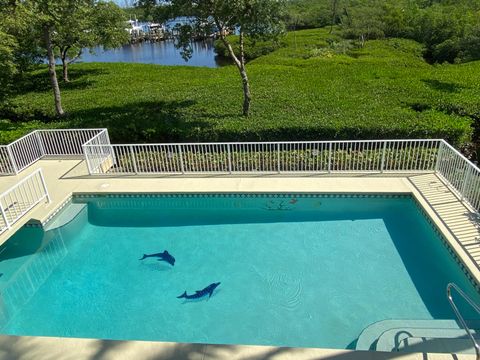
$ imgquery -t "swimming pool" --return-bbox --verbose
[0,193,478,349]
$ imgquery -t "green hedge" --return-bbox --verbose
[213,36,286,61]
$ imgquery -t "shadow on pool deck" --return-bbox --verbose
[0,334,470,359]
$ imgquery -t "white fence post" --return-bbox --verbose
[6,145,18,175]
[130,145,138,174]
[380,141,387,173]
[39,170,51,203]
[35,131,46,157]
[435,141,445,173]
[328,143,332,173]
[0,202,10,230]
[277,143,281,173]
[83,145,94,175]
[178,144,185,174]
[227,144,232,174]
[105,129,117,166]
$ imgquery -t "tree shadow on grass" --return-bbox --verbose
[422,79,465,93]
[13,67,109,95]
[68,99,205,143]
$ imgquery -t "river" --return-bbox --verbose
[78,39,228,68]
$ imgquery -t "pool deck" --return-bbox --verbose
[0,334,476,360]
[0,158,479,359]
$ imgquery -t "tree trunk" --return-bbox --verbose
[44,26,64,117]
[60,47,71,83]
[329,0,338,34]
[238,31,251,116]
[220,30,251,117]
[62,57,69,83]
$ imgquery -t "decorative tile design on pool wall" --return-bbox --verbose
[74,193,411,199]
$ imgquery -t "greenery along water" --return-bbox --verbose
[2,28,477,147]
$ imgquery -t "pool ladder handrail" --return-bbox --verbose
[447,282,480,360]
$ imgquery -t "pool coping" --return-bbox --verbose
[0,334,476,360]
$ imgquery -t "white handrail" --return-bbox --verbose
[447,283,480,360]
[0,168,51,234]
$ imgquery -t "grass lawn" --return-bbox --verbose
[1,28,479,146]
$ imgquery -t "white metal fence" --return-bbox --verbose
[0,129,106,175]
[0,146,15,175]
[82,137,480,213]
[82,129,114,175]
[436,141,480,212]
[38,129,105,157]
[0,169,50,234]
[83,139,442,175]
[1,127,480,215]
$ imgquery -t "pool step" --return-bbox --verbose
[44,203,87,231]
[397,336,480,354]
[376,327,480,353]
[356,319,480,352]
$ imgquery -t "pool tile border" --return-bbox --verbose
[73,192,410,199]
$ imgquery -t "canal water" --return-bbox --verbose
[78,39,228,68]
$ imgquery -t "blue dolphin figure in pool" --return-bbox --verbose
[139,251,175,266]
[177,282,221,300]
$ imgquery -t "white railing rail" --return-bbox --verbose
[437,141,480,212]
[0,169,51,235]
[83,139,442,175]
[0,129,107,175]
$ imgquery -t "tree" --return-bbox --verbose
[27,0,128,116]
[166,0,286,117]
[0,31,17,103]
[52,1,129,82]
[0,1,39,103]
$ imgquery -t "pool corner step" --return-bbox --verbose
[43,203,87,232]
[356,319,480,352]
[376,327,480,354]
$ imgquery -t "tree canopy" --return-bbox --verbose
[0,0,128,115]
[284,0,480,63]
[157,0,286,116]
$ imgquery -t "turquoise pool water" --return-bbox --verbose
[0,193,478,349]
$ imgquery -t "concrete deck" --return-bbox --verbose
[0,159,479,359]
[0,335,476,360]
